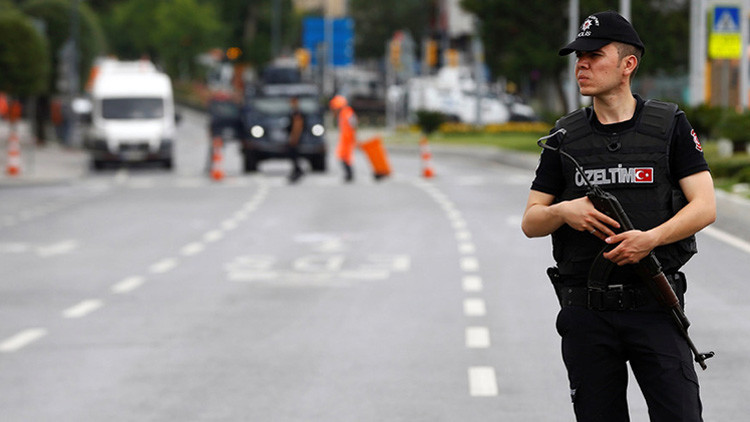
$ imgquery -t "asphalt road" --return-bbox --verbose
[1,109,748,421]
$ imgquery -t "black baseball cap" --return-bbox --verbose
[559,11,645,56]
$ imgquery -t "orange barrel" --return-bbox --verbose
[360,136,391,178]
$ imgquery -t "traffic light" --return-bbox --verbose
[445,48,459,67]
[295,48,311,69]
[226,47,242,61]
[425,40,438,68]
[390,39,401,68]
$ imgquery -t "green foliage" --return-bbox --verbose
[415,110,446,135]
[681,103,730,140]
[716,110,750,144]
[350,0,431,59]
[214,0,300,66]
[153,0,223,78]
[22,0,106,93]
[460,0,690,108]
[0,10,49,96]
[108,0,223,78]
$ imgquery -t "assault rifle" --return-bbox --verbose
[537,128,715,370]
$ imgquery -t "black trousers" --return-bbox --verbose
[556,306,703,422]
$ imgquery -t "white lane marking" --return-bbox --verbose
[455,230,472,241]
[36,240,79,257]
[464,299,487,317]
[460,257,480,272]
[111,276,146,294]
[221,219,239,231]
[452,219,468,229]
[458,242,476,255]
[0,328,48,352]
[62,299,103,319]
[339,269,391,280]
[463,275,484,292]
[446,209,463,220]
[703,226,750,255]
[180,242,205,256]
[149,258,178,274]
[465,326,491,348]
[293,255,345,272]
[203,230,224,243]
[468,367,499,397]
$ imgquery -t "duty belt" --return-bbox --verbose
[557,273,684,311]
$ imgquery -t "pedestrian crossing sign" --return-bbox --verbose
[714,6,740,33]
[709,6,741,59]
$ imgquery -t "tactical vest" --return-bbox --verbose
[551,100,697,278]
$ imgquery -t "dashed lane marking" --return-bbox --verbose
[0,328,48,353]
[36,240,79,257]
[465,326,491,348]
[464,298,487,316]
[462,275,483,292]
[203,230,224,243]
[180,242,205,256]
[455,230,472,241]
[468,367,499,397]
[460,257,480,272]
[458,242,476,255]
[149,258,178,274]
[62,299,103,319]
[111,276,146,294]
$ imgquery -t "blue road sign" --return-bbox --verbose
[714,6,740,34]
[302,17,354,67]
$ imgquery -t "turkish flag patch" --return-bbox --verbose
[634,167,653,183]
[691,129,703,152]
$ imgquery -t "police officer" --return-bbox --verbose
[521,11,716,422]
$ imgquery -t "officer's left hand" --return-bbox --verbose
[602,230,657,266]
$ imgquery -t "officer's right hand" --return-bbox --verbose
[556,197,620,240]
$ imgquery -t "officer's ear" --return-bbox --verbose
[622,55,638,77]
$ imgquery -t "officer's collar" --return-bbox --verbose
[590,94,645,134]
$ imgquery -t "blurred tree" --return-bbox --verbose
[153,0,223,79]
[108,0,223,79]
[350,0,432,60]
[212,0,300,67]
[106,0,159,60]
[461,0,689,113]
[21,0,106,94]
[0,8,49,97]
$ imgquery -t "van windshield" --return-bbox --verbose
[102,98,164,119]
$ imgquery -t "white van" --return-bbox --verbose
[84,60,178,169]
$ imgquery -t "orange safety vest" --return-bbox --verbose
[335,106,357,165]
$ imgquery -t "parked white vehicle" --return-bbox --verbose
[407,66,535,124]
[83,59,178,169]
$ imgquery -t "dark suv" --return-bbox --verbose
[239,84,327,173]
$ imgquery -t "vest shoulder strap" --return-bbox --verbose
[555,107,592,143]
[639,100,678,139]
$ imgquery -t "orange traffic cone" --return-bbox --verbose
[6,130,21,176]
[420,136,434,178]
[210,136,224,181]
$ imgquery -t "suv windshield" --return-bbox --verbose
[250,97,319,116]
[102,98,164,119]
